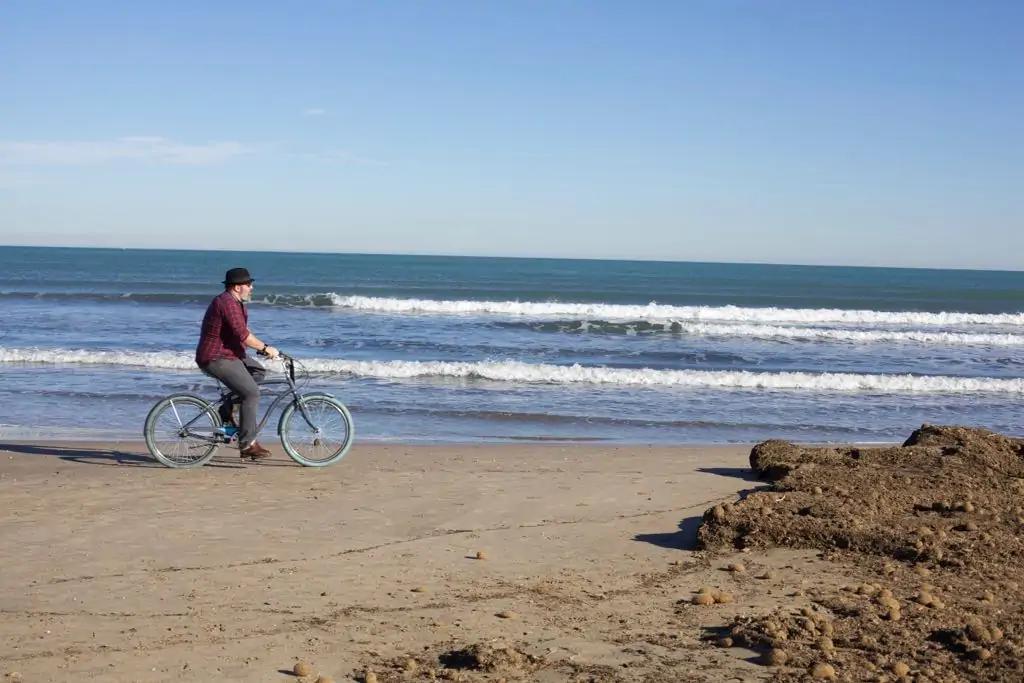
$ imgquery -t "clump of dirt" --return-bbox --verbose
[699,425,1024,681]
[369,642,542,681]
[438,643,533,672]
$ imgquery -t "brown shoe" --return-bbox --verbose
[240,441,272,460]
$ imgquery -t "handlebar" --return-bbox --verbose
[257,347,292,362]
[257,348,295,379]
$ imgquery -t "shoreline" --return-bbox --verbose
[0,435,903,448]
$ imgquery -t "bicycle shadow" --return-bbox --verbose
[0,442,243,468]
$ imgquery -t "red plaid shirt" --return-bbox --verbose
[195,290,251,365]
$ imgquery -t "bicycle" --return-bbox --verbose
[143,352,354,468]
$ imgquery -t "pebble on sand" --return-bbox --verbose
[411,586,427,593]
[475,550,488,560]
[293,661,313,677]
[315,676,334,683]
[727,562,746,573]
[811,662,837,679]
[714,591,734,604]
[692,593,715,606]
[364,672,379,683]
[765,648,788,666]
[496,610,517,619]
[891,662,910,676]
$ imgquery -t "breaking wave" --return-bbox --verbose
[502,320,1024,346]
[6,290,1022,330]
[3,347,1023,394]
[324,295,1024,327]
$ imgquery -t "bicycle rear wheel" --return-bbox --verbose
[279,395,354,467]
[144,394,221,468]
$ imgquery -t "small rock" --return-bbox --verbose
[496,610,517,619]
[717,636,733,648]
[692,593,715,606]
[404,658,418,672]
[410,586,427,593]
[891,662,910,677]
[475,550,487,560]
[364,672,378,683]
[315,676,334,683]
[727,562,746,573]
[293,661,312,677]
[811,662,837,679]
[765,648,788,666]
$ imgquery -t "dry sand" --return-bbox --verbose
[3,430,1020,682]
[1,441,784,682]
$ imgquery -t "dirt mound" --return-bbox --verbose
[368,642,541,681]
[699,425,1024,680]
[903,424,1024,477]
[438,642,535,673]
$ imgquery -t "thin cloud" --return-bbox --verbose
[0,137,253,166]
[303,108,327,117]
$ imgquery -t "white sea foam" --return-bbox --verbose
[669,322,1024,346]
[3,347,1022,394]
[324,294,1024,327]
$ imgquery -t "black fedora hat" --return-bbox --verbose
[223,267,254,285]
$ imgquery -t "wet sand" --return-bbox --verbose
[0,440,806,682]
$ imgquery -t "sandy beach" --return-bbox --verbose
[5,430,1023,682]
[2,441,792,682]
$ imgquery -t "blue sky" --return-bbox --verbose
[1,1,1021,269]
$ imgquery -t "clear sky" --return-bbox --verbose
[1,1,1021,269]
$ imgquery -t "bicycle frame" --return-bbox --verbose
[175,355,326,443]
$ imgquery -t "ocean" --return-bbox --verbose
[1,246,1022,444]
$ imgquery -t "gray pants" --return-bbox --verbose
[200,358,263,448]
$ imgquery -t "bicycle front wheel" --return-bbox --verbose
[279,395,354,467]
[144,394,221,468]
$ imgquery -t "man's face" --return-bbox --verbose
[235,281,254,302]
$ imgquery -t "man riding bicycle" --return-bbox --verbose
[195,267,280,459]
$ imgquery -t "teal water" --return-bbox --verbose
[1,246,1022,443]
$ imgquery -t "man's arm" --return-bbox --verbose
[243,333,279,359]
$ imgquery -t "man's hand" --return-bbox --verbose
[263,345,280,359]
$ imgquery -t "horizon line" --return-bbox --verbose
[1,242,1021,274]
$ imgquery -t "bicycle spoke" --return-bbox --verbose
[281,396,352,466]
[145,395,219,468]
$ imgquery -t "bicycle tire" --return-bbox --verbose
[278,394,354,467]
[144,393,221,468]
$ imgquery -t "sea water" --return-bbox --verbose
[1,246,1021,443]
